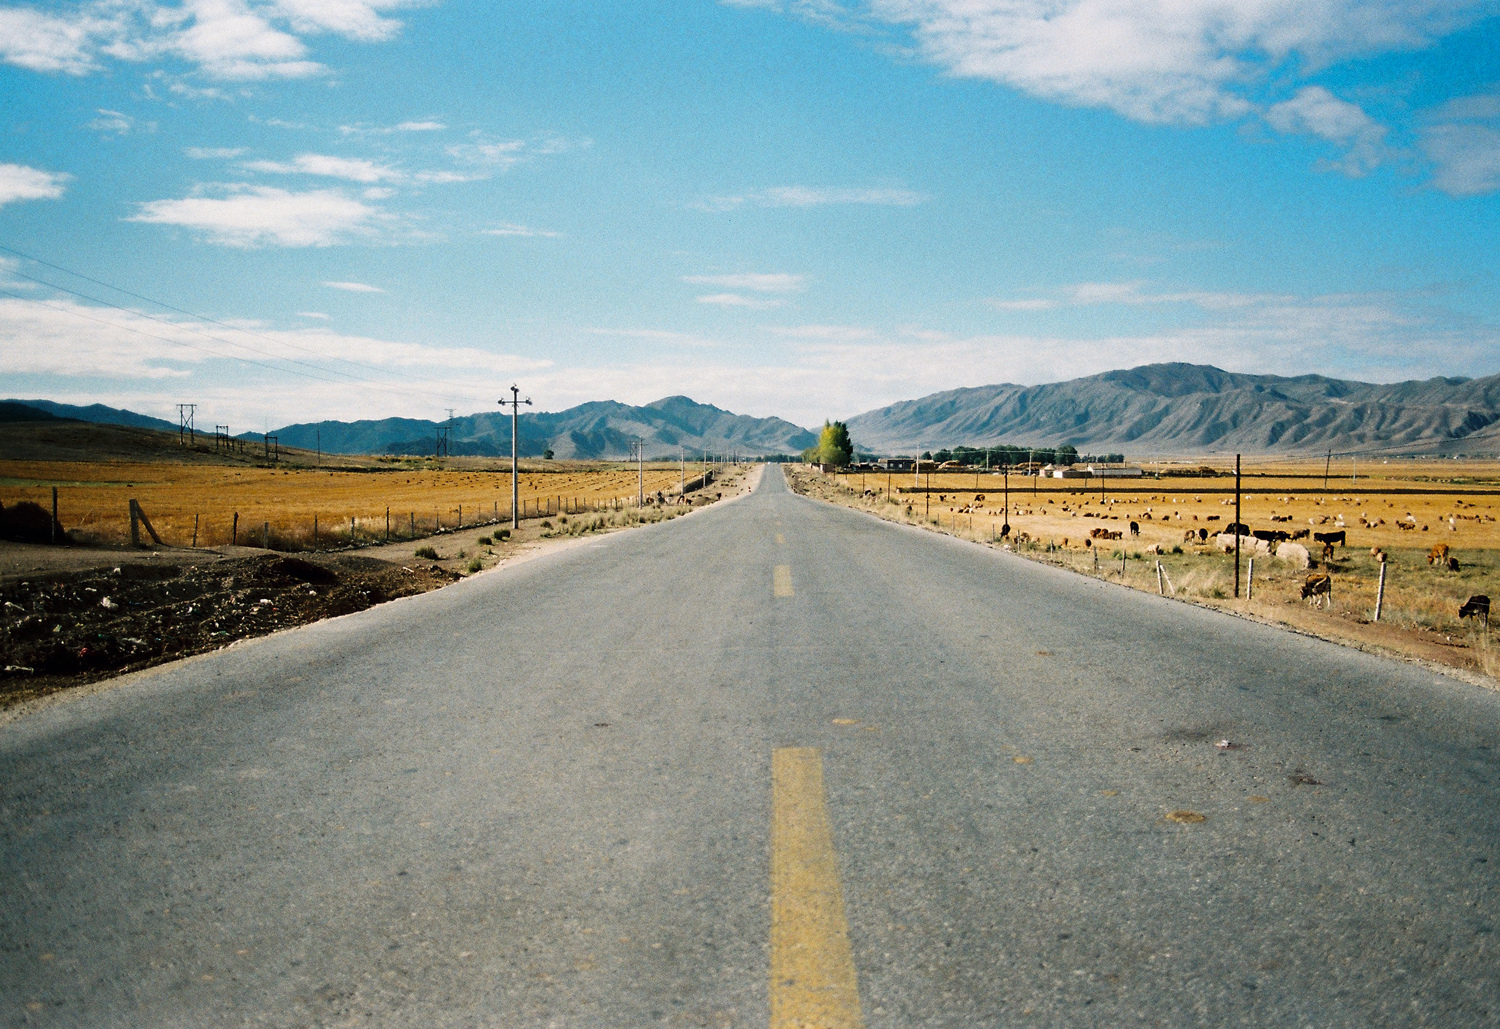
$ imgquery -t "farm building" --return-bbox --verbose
[1087,464,1144,477]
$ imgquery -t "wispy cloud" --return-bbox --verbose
[322,281,384,293]
[339,119,448,135]
[696,293,783,309]
[1265,86,1389,177]
[682,272,805,292]
[696,185,925,211]
[184,146,247,160]
[129,185,382,247]
[244,153,404,183]
[86,107,133,134]
[1420,91,1500,197]
[297,311,331,319]
[0,163,70,207]
[483,223,561,238]
[0,0,424,80]
[989,281,1277,311]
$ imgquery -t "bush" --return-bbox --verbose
[540,519,552,528]
[476,535,492,545]
[414,545,438,559]
[466,557,483,573]
[497,529,510,540]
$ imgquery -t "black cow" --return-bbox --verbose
[1459,595,1490,623]
[1129,521,1140,537]
[1224,522,1249,535]
[1252,529,1291,544]
[1313,530,1346,547]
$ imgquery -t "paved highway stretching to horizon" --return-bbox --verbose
[3,466,1498,1027]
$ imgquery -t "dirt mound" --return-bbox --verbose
[0,552,456,706]
[0,501,63,544]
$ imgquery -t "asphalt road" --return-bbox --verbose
[3,465,1498,1028]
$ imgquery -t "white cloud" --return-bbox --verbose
[297,310,331,319]
[185,146,247,159]
[986,297,1058,311]
[483,223,561,238]
[446,137,527,170]
[0,0,425,81]
[0,163,70,207]
[339,119,447,134]
[244,152,403,182]
[86,107,133,134]
[697,185,925,211]
[696,293,783,309]
[855,1,1485,126]
[129,185,382,247]
[682,272,806,292]
[1420,92,1500,197]
[1265,86,1388,176]
[322,280,383,292]
[990,281,1279,310]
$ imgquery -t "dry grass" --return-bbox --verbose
[795,464,1500,684]
[0,460,696,549]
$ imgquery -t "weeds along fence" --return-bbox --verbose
[36,490,678,554]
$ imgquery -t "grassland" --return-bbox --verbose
[0,459,701,550]
[793,459,1500,685]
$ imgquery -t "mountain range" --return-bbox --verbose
[251,396,817,459]
[845,364,1500,457]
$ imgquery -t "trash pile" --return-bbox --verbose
[1,553,457,705]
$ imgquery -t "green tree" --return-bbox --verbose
[817,420,854,466]
[1057,444,1079,465]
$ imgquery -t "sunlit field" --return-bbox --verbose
[0,460,701,549]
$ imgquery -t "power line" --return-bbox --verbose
[0,242,496,399]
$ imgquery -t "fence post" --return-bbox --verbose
[130,499,140,546]
[263,521,270,549]
[386,506,390,542]
[192,514,199,548]
[1247,557,1254,601]
[51,486,58,544]
[1157,561,1165,595]
[458,503,462,528]
[410,511,415,538]
[1374,560,1386,622]
[232,511,238,546]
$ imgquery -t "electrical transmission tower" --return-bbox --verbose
[177,404,196,446]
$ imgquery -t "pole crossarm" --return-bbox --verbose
[499,385,533,530]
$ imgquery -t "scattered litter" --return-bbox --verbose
[1288,771,1324,787]
[1216,739,1231,749]
[99,597,114,609]
[1013,756,1034,764]
[832,718,857,725]
[3,666,35,675]
[1249,796,1270,803]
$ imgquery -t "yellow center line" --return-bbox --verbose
[771,748,864,1029]
[776,533,786,544]
[774,565,794,597]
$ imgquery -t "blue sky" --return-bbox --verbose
[1,0,1498,430]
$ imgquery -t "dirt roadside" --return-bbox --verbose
[785,465,1500,692]
[0,464,759,709]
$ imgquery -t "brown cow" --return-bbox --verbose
[1313,530,1346,546]
[1302,573,1332,607]
[1428,543,1450,566]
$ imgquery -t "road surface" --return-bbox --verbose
[3,466,1498,1027]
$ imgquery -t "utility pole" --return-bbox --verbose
[631,439,645,505]
[177,403,195,446]
[1003,466,1010,538]
[499,385,532,529]
[680,447,686,498]
[316,428,321,469]
[1324,449,1331,490]
[1234,453,1242,599]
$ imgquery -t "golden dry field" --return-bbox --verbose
[0,459,697,549]
[796,459,1500,683]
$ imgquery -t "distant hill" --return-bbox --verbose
[845,363,1500,457]
[3,399,179,433]
[256,395,817,459]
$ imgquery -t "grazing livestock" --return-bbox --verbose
[1252,528,1291,544]
[1459,595,1490,624]
[1302,573,1333,607]
[1322,542,1336,562]
[1428,544,1450,566]
[1291,528,1310,540]
[1313,530,1346,547]
[1224,521,1249,535]
[1183,528,1197,542]
[1129,521,1140,537]
[1449,557,1461,572]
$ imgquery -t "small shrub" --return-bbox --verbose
[477,535,492,545]
[559,515,569,525]
[1171,545,1183,555]
[414,545,438,559]
[466,557,483,573]
[457,549,466,558]
[540,519,552,528]
[496,529,510,540]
